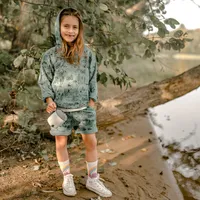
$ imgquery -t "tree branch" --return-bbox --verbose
[20,0,56,7]
[190,0,200,8]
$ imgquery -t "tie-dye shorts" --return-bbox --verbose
[49,106,98,136]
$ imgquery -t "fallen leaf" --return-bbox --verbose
[131,134,136,138]
[41,190,55,193]
[99,177,105,182]
[91,196,102,200]
[33,165,40,171]
[42,154,49,161]
[100,3,108,11]
[32,182,42,188]
[100,149,115,154]
[108,161,117,166]
[141,148,148,152]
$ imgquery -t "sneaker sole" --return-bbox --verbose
[86,185,112,198]
[63,189,77,196]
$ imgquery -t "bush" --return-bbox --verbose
[0,50,13,74]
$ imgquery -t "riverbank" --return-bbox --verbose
[0,115,183,200]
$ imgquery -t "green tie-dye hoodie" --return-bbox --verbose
[38,9,98,109]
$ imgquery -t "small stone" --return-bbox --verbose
[33,165,40,171]
[148,139,152,142]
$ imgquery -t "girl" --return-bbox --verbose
[38,8,112,198]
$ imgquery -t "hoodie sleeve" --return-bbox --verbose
[38,53,55,103]
[88,51,98,102]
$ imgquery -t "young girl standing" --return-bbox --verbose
[38,8,112,198]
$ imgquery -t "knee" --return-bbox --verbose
[55,136,67,151]
[84,136,97,151]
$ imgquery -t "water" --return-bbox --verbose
[148,87,200,200]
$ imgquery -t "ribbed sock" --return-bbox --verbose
[86,160,98,178]
[58,159,70,176]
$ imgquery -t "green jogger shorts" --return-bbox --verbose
[49,106,98,136]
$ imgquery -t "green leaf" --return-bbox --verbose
[126,21,132,28]
[163,42,171,50]
[13,0,20,5]
[100,3,108,11]
[118,53,124,62]
[13,9,20,16]
[157,28,166,38]
[184,38,193,42]
[1,0,8,3]
[32,4,39,10]
[171,43,179,50]
[174,30,183,38]
[164,18,180,29]
[100,72,107,84]
[144,49,152,58]
[159,4,165,11]
[169,37,177,43]
[164,18,179,25]
[148,41,156,51]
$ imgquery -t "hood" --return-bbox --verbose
[55,8,65,46]
[54,7,82,46]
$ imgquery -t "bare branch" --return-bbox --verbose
[190,0,200,8]
[20,0,56,7]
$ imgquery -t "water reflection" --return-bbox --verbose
[148,87,200,149]
[148,87,200,200]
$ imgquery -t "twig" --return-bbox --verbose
[0,140,17,153]
[147,0,156,15]
[190,0,200,8]
[20,0,57,7]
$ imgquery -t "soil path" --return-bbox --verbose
[0,116,183,200]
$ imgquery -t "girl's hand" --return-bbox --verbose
[88,98,95,109]
[46,101,57,113]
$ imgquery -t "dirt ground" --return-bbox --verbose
[0,116,183,200]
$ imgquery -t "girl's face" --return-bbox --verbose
[60,15,79,43]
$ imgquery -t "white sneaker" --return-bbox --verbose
[62,174,77,196]
[86,174,112,197]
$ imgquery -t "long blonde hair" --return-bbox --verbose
[60,8,84,64]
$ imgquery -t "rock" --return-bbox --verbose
[13,55,26,68]
[0,39,12,50]
[17,69,37,86]
[27,57,35,68]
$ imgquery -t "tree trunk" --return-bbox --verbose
[12,1,32,49]
[6,64,200,137]
[97,64,200,127]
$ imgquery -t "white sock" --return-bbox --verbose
[86,160,98,178]
[58,159,70,176]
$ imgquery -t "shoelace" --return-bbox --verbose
[95,179,108,191]
[64,176,74,188]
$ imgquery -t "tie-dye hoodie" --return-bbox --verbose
[38,9,98,109]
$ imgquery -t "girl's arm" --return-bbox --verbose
[38,53,55,103]
[88,51,98,103]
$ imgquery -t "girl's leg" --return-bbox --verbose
[81,133,97,162]
[81,133,98,178]
[55,135,70,176]
[55,135,69,162]
[55,135,76,196]
[81,133,112,197]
